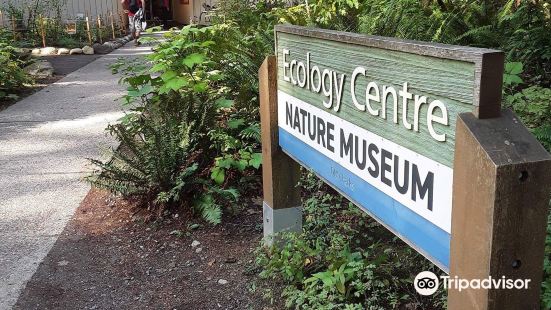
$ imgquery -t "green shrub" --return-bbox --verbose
[55,36,81,48]
[87,102,239,224]
[256,173,447,309]
[241,0,551,307]
[505,86,551,128]
[0,29,32,101]
[91,0,551,306]
[504,85,551,151]
[89,25,265,223]
[500,2,551,86]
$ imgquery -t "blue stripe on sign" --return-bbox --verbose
[279,127,450,272]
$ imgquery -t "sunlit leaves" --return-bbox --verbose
[503,61,524,87]
[228,118,245,129]
[249,153,262,169]
[211,167,226,184]
[215,98,234,109]
[183,53,207,68]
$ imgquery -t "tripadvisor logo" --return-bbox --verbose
[414,271,439,296]
[414,271,532,295]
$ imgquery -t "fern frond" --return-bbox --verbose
[193,193,222,225]
[240,123,261,142]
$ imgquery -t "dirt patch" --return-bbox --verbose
[14,188,275,310]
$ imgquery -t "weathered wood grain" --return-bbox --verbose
[449,109,551,309]
[260,56,301,210]
[276,31,477,167]
[276,25,504,119]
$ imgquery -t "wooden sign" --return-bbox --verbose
[261,25,551,309]
[65,20,77,35]
[274,25,503,272]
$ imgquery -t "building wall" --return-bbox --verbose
[173,0,216,25]
[64,0,124,19]
[0,0,217,26]
[0,0,124,21]
[172,0,192,24]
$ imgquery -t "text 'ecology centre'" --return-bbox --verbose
[282,49,450,142]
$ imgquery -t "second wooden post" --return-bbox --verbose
[259,56,302,245]
[448,109,551,309]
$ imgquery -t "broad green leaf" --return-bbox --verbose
[235,159,248,172]
[215,98,234,109]
[249,153,262,169]
[228,118,245,129]
[183,42,200,49]
[161,70,177,81]
[336,280,346,294]
[127,86,140,97]
[183,53,206,68]
[507,75,523,84]
[193,82,208,93]
[314,271,334,287]
[165,77,189,91]
[201,40,216,47]
[150,63,166,72]
[158,85,170,94]
[505,62,523,75]
[211,167,225,184]
[137,84,153,96]
[305,278,318,285]
[217,157,234,169]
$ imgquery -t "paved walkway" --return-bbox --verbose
[0,43,152,309]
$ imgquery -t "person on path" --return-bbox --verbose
[122,0,146,46]
[162,0,170,30]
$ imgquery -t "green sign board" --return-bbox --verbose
[274,25,503,271]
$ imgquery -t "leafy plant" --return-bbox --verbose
[55,35,80,48]
[87,0,551,307]
[503,61,524,93]
[0,29,32,101]
[504,85,551,132]
[89,23,267,224]
[256,173,447,309]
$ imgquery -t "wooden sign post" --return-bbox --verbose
[109,11,116,40]
[260,25,551,309]
[85,15,92,45]
[260,56,302,243]
[448,109,551,308]
[97,15,103,44]
[39,15,46,48]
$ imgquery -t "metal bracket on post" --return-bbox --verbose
[259,55,302,246]
[448,109,551,309]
